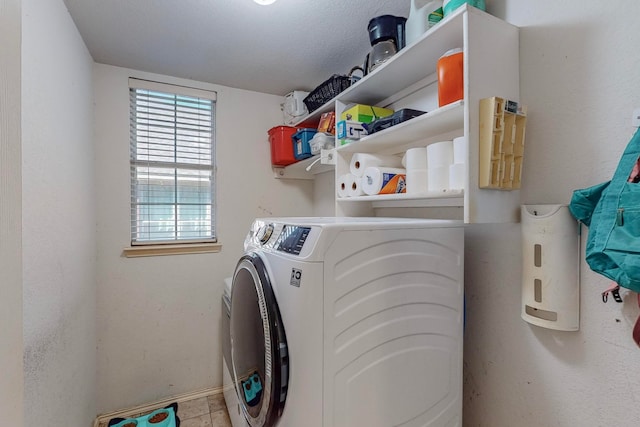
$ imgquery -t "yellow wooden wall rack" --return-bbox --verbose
[479,96,527,189]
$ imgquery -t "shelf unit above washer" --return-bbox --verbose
[272,5,522,223]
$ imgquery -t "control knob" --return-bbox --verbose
[257,223,274,244]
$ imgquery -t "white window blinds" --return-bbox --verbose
[129,78,216,244]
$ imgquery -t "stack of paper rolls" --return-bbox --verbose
[347,174,365,197]
[427,140,454,192]
[337,174,351,198]
[405,147,428,194]
[362,167,407,195]
[449,136,467,190]
[336,153,405,198]
[350,153,403,177]
[337,173,365,198]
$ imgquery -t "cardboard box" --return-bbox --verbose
[317,111,336,134]
[341,104,394,123]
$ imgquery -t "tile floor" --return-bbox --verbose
[99,393,232,427]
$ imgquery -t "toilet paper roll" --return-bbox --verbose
[405,147,428,171]
[406,169,428,194]
[362,167,407,195]
[449,163,465,190]
[337,174,351,198]
[428,166,450,192]
[427,141,454,168]
[401,152,407,168]
[350,153,403,177]
[347,174,365,197]
[453,136,467,165]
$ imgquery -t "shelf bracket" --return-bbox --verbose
[273,149,336,179]
[303,148,336,172]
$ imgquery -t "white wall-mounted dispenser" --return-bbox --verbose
[521,204,580,331]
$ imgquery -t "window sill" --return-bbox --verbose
[122,242,222,258]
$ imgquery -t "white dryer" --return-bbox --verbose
[223,217,464,427]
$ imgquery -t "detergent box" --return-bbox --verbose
[341,104,394,123]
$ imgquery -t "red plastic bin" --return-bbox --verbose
[268,126,298,166]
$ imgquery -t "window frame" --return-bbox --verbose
[126,78,220,256]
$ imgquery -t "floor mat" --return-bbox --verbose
[108,402,180,427]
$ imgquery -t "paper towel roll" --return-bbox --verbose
[427,141,454,168]
[405,147,428,171]
[449,163,465,190]
[453,136,467,165]
[347,174,365,197]
[407,169,428,194]
[350,153,403,177]
[362,167,407,195]
[428,166,450,192]
[337,174,351,198]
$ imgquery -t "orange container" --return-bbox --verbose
[268,126,298,166]
[437,48,464,107]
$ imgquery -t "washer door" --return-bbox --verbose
[230,253,288,427]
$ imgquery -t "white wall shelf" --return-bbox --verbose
[338,190,464,206]
[337,100,464,154]
[275,5,521,223]
[293,6,466,127]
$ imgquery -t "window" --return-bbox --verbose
[129,78,216,246]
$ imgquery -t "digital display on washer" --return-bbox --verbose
[276,226,311,255]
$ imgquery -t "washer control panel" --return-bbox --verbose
[276,226,311,255]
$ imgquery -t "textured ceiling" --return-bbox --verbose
[62,0,410,96]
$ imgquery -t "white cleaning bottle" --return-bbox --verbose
[405,0,443,46]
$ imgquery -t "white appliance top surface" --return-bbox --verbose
[255,217,464,229]
[245,217,464,261]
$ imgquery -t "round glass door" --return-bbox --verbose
[230,253,288,427]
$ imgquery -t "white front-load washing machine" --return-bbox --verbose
[222,217,464,427]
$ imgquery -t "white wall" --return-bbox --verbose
[313,171,336,216]
[462,1,640,426]
[21,0,96,425]
[0,0,24,424]
[94,64,314,413]
[14,1,639,424]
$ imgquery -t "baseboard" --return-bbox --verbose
[93,386,224,427]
